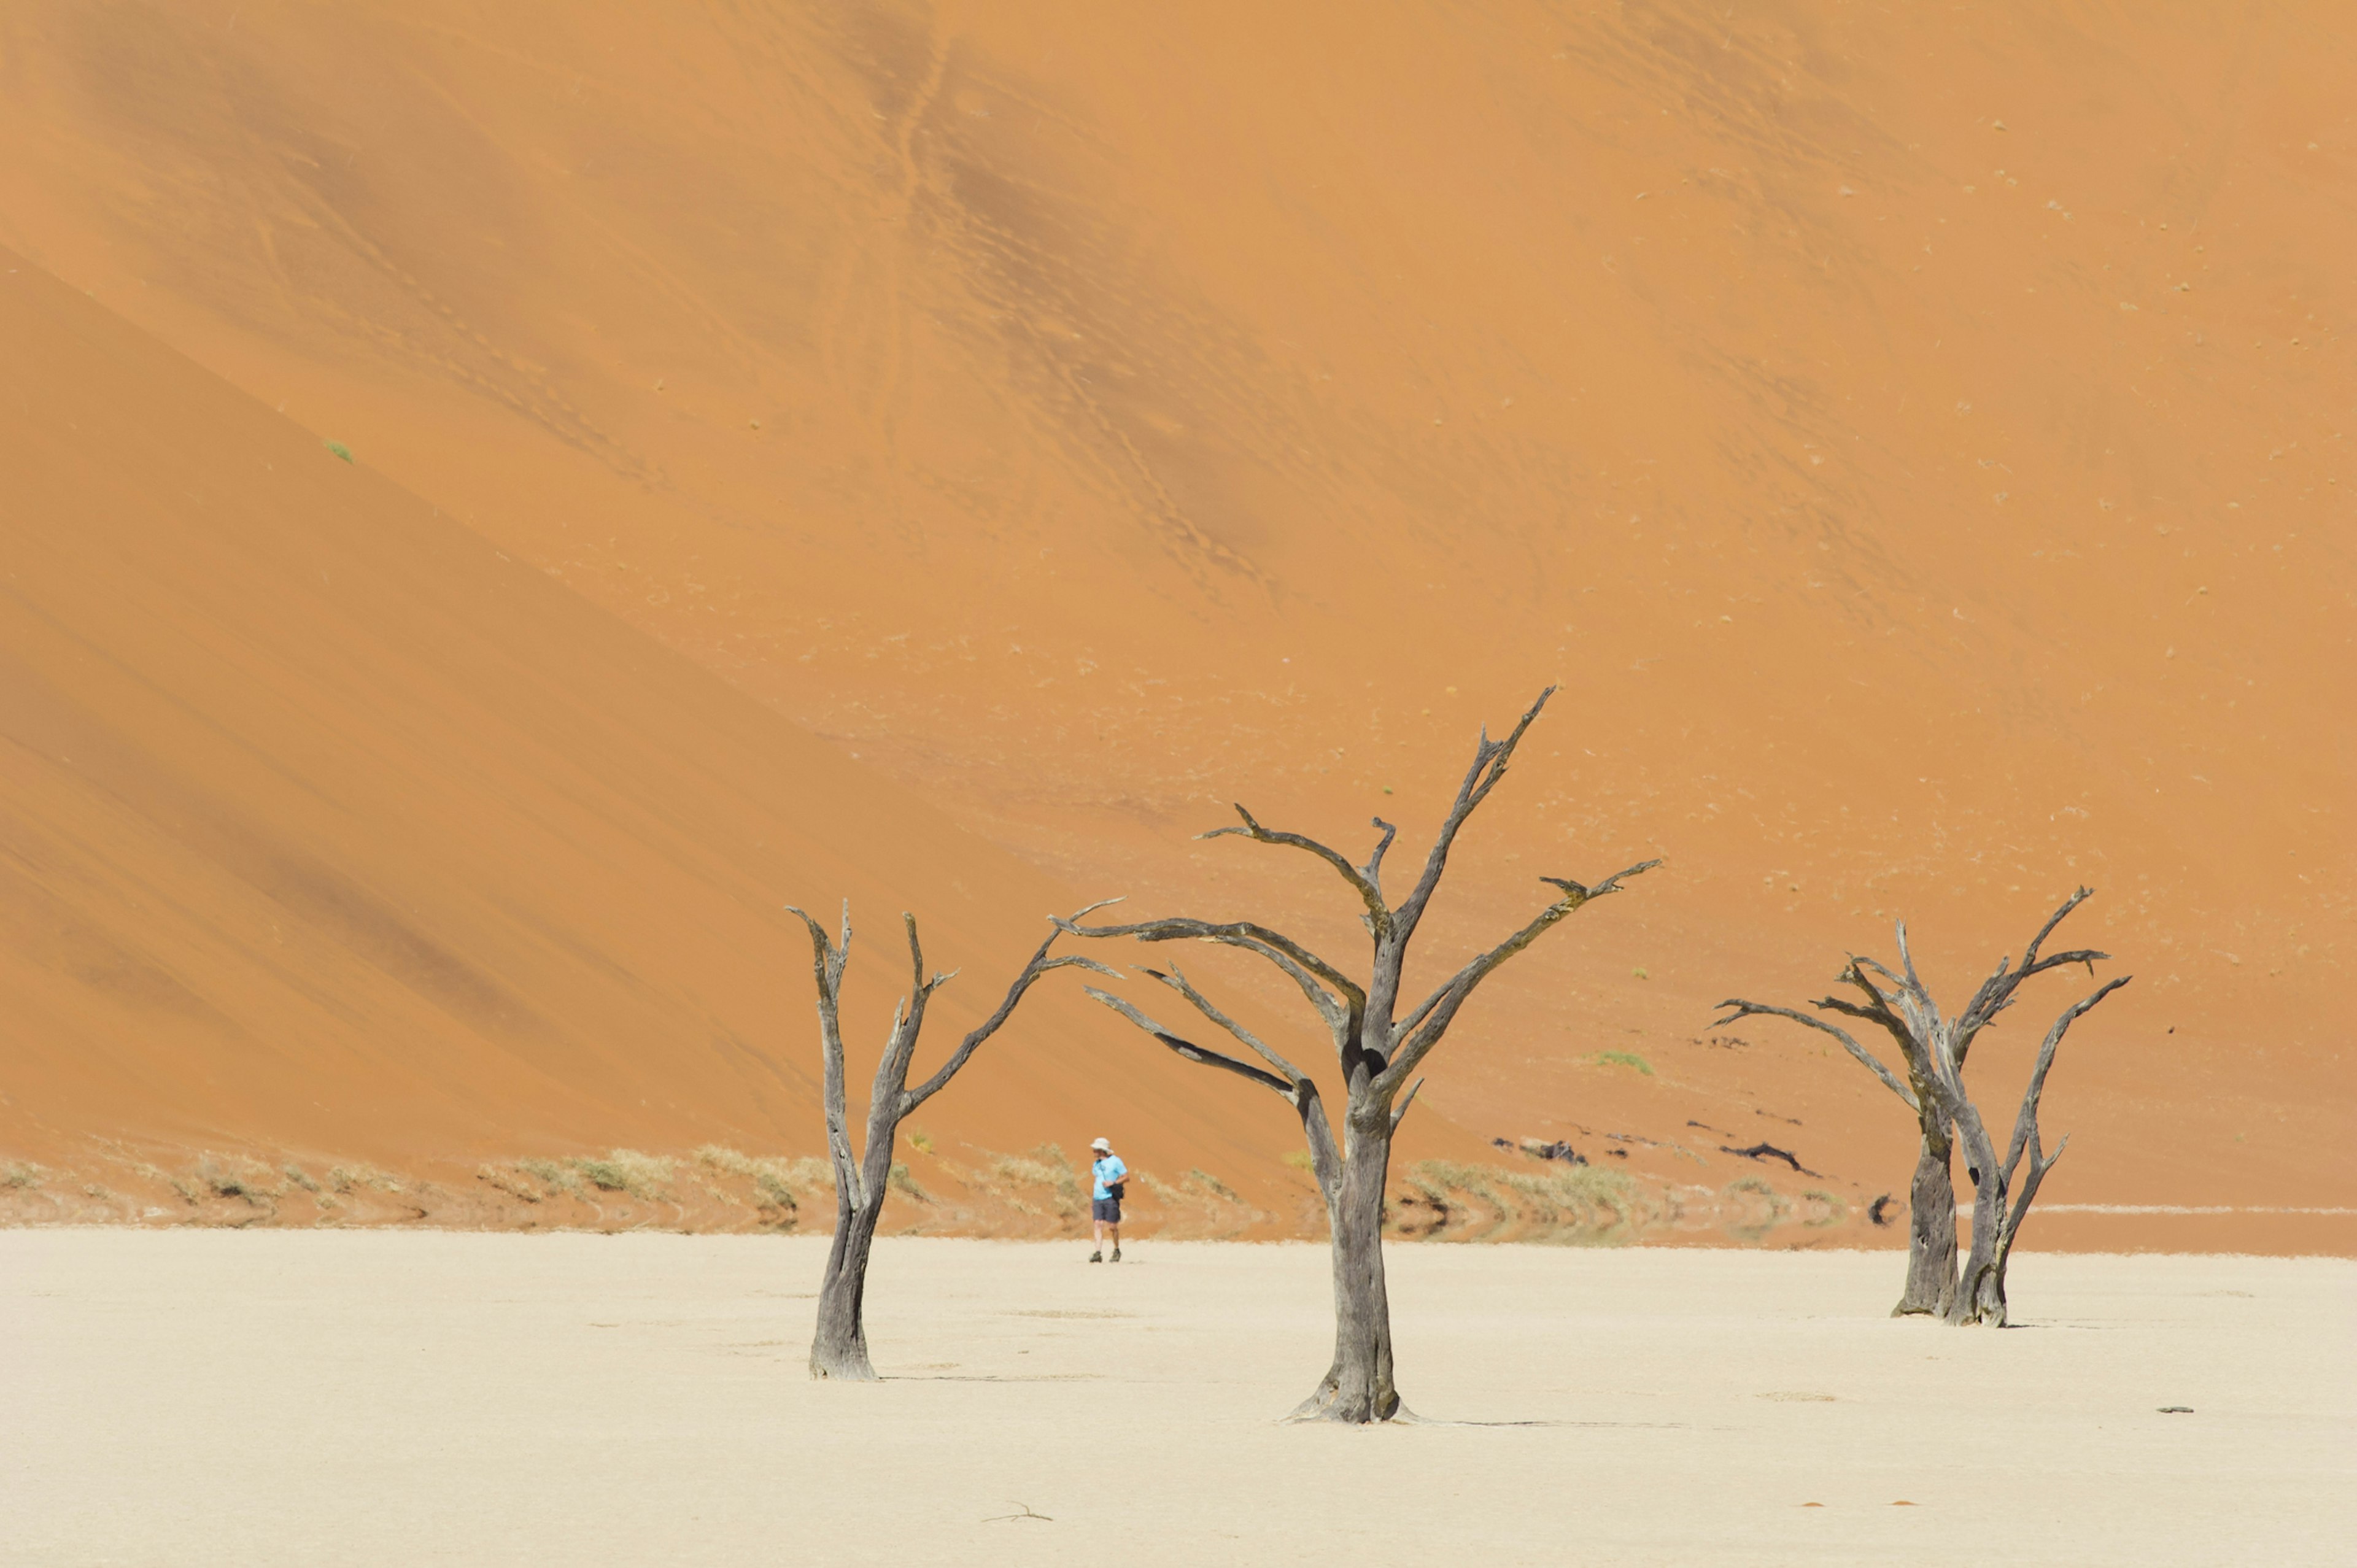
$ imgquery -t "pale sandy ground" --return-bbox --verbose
[3,1234,2350,1567]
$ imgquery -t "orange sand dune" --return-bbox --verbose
[0,252,1428,1210]
[0,2,2349,1245]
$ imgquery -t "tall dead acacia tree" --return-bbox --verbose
[785,900,1116,1380]
[1715,889,2129,1326]
[1064,689,1657,1421]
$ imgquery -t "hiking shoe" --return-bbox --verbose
[1088,1251,1103,1263]
[1110,1248,1123,1263]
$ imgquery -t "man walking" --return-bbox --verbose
[1089,1136,1126,1263]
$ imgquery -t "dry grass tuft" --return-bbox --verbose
[1394,1159,1642,1243]
[198,1157,280,1204]
[692,1146,817,1214]
[570,1150,673,1198]
[1185,1168,1238,1201]
[964,1144,1084,1223]
[327,1165,400,1195]
[1,1161,42,1191]
[476,1165,543,1203]
[517,1157,581,1195]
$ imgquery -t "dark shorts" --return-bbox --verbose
[1091,1196,1122,1223]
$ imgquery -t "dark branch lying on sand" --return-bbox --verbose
[1719,1141,1819,1176]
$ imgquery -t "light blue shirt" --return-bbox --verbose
[1092,1154,1127,1200]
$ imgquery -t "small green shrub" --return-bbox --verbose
[1281,1149,1316,1172]
[888,1162,931,1202]
[325,440,354,463]
[907,1128,934,1154]
[1595,1050,1654,1075]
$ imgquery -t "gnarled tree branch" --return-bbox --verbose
[1055,913,1361,1042]
[1202,804,1390,935]
[1711,998,1917,1109]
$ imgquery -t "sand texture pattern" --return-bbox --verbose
[4,1233,2352,1566]
[0,2,2348,1239]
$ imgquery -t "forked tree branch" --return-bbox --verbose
[1868,935,1944,1047]
[1998,974,2130,1190]
[873,913,957,1116]
[1377,859,1660,1097]
[1394,687,1556,938]
[1391,1076,1426,1132]
[2020,886,2096,972]
[900,899,1125,1111]
[1202,805,1389,934]
[786,901,864,1207]
[1951,889,2106,1056]
[1816,980,1926,1072]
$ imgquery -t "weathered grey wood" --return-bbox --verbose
[786,899,1118,1380]
[1719,891,2129,1327]
[1710,993,1957,1315]
[1067,688,1657,1422]
[1948,973,2129,1324]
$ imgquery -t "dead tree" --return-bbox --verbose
[1063,689,1657,1421]
[1716,889,2129,1326]
[785,900,1116,1380]
[1711,989,1962,1316]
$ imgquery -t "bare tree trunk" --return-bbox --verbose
[1897,1122,1958,1317]
[1949,1110,2010,1326]
[1294,1121,1401,1423]
[811,1176,888,1379]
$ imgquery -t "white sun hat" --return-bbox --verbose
[1091,1137,1112,1151]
